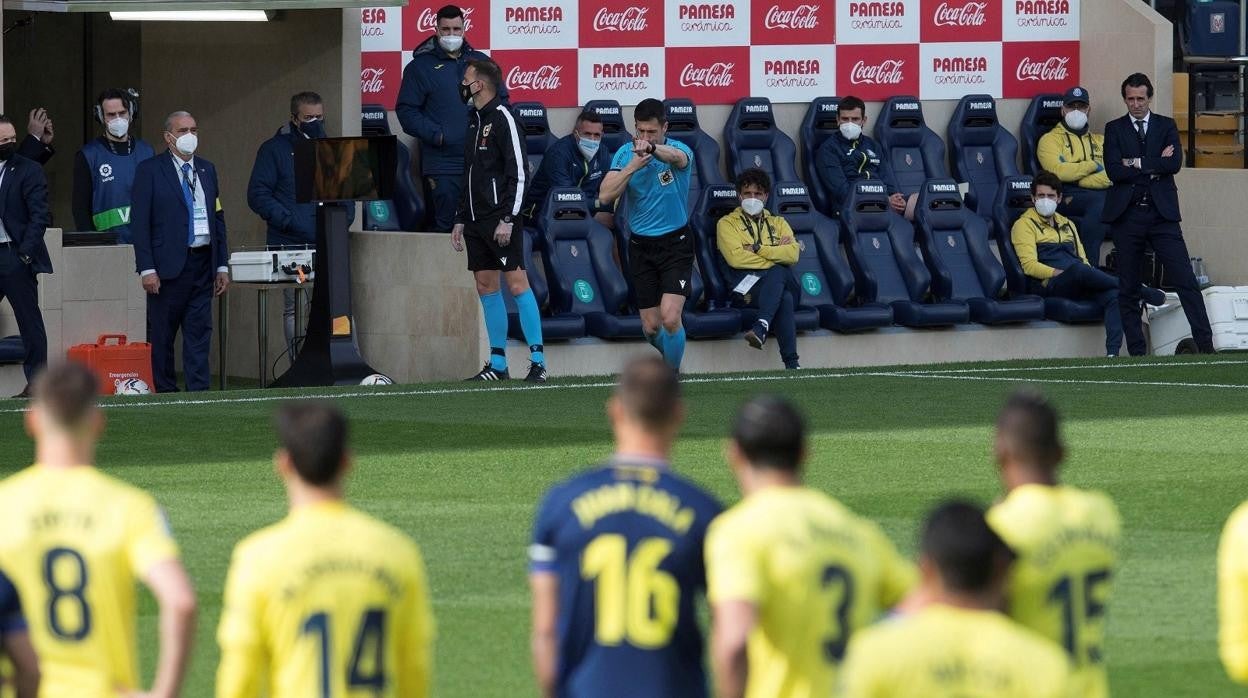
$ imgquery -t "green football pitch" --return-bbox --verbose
[0,355,1245,697]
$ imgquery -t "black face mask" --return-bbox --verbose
[459,81,478,104]
[0,142,16,162]
[296,119,326,139]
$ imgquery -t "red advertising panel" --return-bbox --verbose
[920,0,1001,42]
[404,0,491,50]
[492,49,580,107]
[665,46,750,104]
[580,0,663,47]
[360,51,404,110]
[751,1,834,46]
[835,43,919,101]
[1002,41,1079,98]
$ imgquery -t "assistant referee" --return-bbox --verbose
[599,98,695,371]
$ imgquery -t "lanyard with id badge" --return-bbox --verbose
[183,167,210,240]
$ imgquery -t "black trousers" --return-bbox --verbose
[0,244,46,382]
[1111,203,1213,355]
[148,247,214,392]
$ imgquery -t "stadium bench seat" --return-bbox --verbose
[690,185,743,311]
[583,99,632,160]
[361,104,425,231]
[505,226,586,342]
[840,181,970,327]
[1019,93,1063,175]
[992,175,1104,324]
[539,187,642,339]
[914,179,1045,325]
[723,97,800,183]
[663,98,727,210]
[768,182,893,332]
[799,96,841,215]
[947,94,1020,219]
[873,96,950,199]
[513,101,560,175]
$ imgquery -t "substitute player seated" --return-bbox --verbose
[528,356,722,698]
[840,500,1074,697]
[706,396,914,698]
[216,403,435,697]
[0,363,196,698]
[988,390,1121,697]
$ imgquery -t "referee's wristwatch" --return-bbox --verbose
[501,215,514,226]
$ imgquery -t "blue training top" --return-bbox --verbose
[0,568,26,637]
[610,139,694,237]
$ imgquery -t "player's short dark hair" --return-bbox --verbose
[615,355,681,431]
[1031,171,1063,195]
[436,4,465,21]
[996,389,1063,470]
[575,110,602,128]
[634,98,666,126]
[735,167,771,194]
[33,363,99,430]
[467,59,502,92]
[275,402,348,486]
[97,88,131,111]
[838,95,866,116]
[0,114,12,129]
[1121,72,1154,99]
[732,395,805,472]
[921,500,1015,593]
[289,91,323,116]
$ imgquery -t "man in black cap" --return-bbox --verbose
[1037,86,1111,265]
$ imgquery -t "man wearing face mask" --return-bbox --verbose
[1037,86,1111,265]
[397,4,507,233]
[72,89,154,243]
[1012,171,1165,357]
[131,111,230,392]
[523,110,614,228]
[715,168,801,370]
[815,96,913,219]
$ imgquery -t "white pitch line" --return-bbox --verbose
[883,372,1248,390]
[901,359,1248,374]
[0,359,1240,414]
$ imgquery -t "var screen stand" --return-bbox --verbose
[269,204,378,387]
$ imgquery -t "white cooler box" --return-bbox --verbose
[1147,286,1248,355]
[228,247,315,283]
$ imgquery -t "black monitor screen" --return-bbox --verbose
[294,135,397,203]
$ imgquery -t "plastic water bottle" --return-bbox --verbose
[1196,257,1211,288]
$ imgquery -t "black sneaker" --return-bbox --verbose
[524,362,548,383]
[467,364,509,381]
[744,321,768,350]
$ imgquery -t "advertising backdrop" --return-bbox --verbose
[360,0,1079,109]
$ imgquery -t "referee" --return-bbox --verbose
[450,59,546,382]
[600,98,695,371]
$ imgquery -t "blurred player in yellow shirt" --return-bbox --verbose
[986,391,1120,698]
[216,402,434,698]
[1219,493,1248,683]
[840,500,1074,698]
[706,396,916,698]
[0,363,197,698]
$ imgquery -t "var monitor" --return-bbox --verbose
[294,135,397,203]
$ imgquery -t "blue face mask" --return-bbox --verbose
[577,136,600,160]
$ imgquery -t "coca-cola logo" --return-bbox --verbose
[416,6,475,32]
[593,6,649,31]
[361,68,386,94]
[849,59,905,85]
[933,1,987,26]
[764,4,820,29]
[679,62,735,87]
[506,6,564,22]
[1016,56,1070,81]
[507,65,563,90]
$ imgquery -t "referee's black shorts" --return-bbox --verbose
[465,216,524,272]
[628,226,694,309]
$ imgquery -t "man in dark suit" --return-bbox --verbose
[0,116,51,397]
[1102,72,1213,355]
[131,111,230,392]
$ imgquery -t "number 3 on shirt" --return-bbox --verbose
[580,534,678,648]
[301,608,387,698]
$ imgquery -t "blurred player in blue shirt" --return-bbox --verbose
[529,356,721,698]
[0,568,38,698]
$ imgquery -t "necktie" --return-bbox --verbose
[181,162,196,246]
[1135,119,1147,147]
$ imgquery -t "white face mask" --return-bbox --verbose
[1064,109,1089,131]
[839,122,863,141]
[1034,197,1058,218]
[577,136,600,160]
[174,132,198,156]
[741,197,766,216]
[438,34,464,53]
[106,117,130,139]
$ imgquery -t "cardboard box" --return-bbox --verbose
[1195,144,1245,168]
[1196,111,1240,131]
[1180,129,1241,147]
[1174,72,1190,113]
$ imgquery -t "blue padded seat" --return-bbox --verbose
[539,188,642,339]
[723,97,800,183]
[690,185,742,311]
[0,336,23,364]
[513,101,560,175]
[873,96,949,199]
[947,94,1020,218]
[663,98,726,210]
[1019,93,1063,175]
[505,226,586,341]
[840,181,969,327]
[799,96,841,215]
[583,100,632,160]
[992,175,1103,324]
[914,179,1044,325]
[767,182,892,332]
[361,104,425,231]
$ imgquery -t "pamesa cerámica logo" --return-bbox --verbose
[847,1,905,30]
[505,5,564,34]
[677,3,736,32]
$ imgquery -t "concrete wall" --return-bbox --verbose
[1176,169,1248,286]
